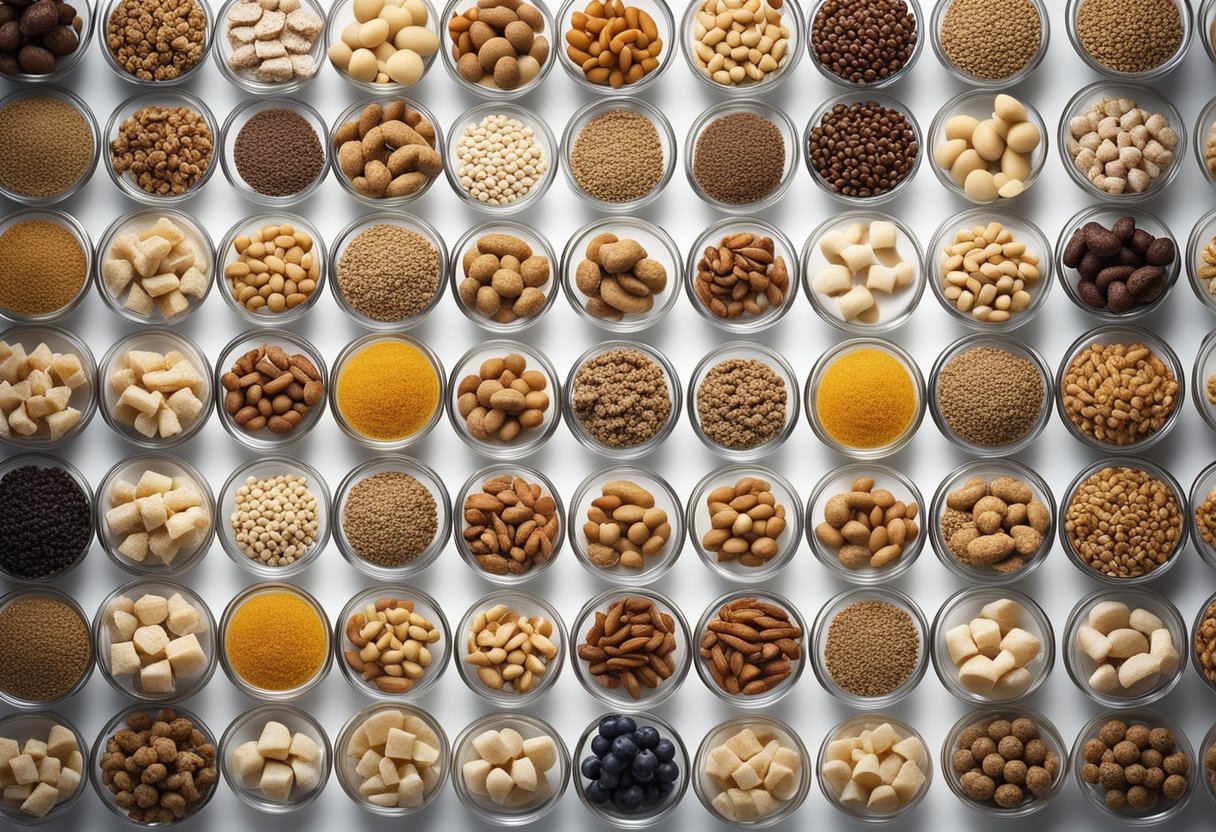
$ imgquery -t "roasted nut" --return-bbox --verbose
[702,477,787,568]
[575,233,667,321]
[816,476,918,570]
[334,100,441,199]
[459,233,550,324]
[577,595,678,699]
[940,476,1048,575]
[463,474,560,575]
[343,597,441,694]
[694,232,789,320]
[564,0,662,88]
[456,353,550,444]
[225,221,319,316]
[698,595,801,696]
[223,344,321,436]
[582,479,671,570]
[447,0,548,90]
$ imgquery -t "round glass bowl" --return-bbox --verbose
[1194,590,1216,694]
[323,0,440,93]
[802,210,924,334]
[686,465,801,584]
[0,324,96,448]
[560,98,677,214]
[563,340,681,459]
[684,218,799,333]
[571,711,690,828]
[555,0,675,95]
[0,454,93,584]
[692,589,806,708]
[570,588,691,711]
[103,89,219,205]
[1189,461,1216,570]
[1194,94,1216,190]
[804,337,925,459]
[1054,326,1185,454]
[334,702,448,816]
[217,456,331,579]
[454,464,564,585]
[219,583,333,701]
[332,457,451,581]
[1065,0,1191,81]
[931,587,1054,706]
[98,0,214,85]
[1063,587,1186,708]
[942,705,1067,817]
[803,92,922,206]
[1201,719,1216,803]
[1192,329,1216,433]
[216,213,326,325]
[0,209,93,322]
[214,0,327,94]
[925,207,1053,331]
[687,342,798,460]
[1058,82,1186,203]
[94,453,214,577]
[450,713,569,825]
[0,711,88,826]
[0,88,98,206]
[218,97,329,206]
[449,220,559,333]
[805,0,921,88]
[1205,0,1216,65]
[438,0,556,99]
[567,465,684,585]
[683,101,799,214]
[927,333,1053,457]
[817,714,931,823]
[328,332,445,450]
[1055,206,1180,320]
[218,703,331,813]
[0,0,93,83]
[695,716,811,827]
[329,95,445,207]
[212,329,328,450]
[334,584,451,700]
[1187,205,1216,314]
[810,586,929,709]
[805,462,925,584]
[445,340,562,459]
[561,217,683,333]
[0,586,93,707]
[682,0,803,94]
[927,91,1049,204]
[445,101,556,213]
[929,0,1049,88]
[930,459,1055,585]
[1071,709,1196,824]
[454,589,566,708]
[92,578,217,703]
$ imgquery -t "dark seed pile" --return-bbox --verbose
[234,108,324,197]
[0,465,91,580]
[808,101,919,198]
[693,112,785,205]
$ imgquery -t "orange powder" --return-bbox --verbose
[815,348,916,448]
[225,591,326,691]
[336,340,439,440]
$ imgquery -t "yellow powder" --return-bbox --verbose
[225,592,326,691]
[336,340,439,440]
[816,348,916,448]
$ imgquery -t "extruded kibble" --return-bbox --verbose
[0,339,88,442]
[225,222,319,315]
[105,468,210,567]
[108,349,206,440]
[815,476,919,571]
[811,220,915,324]
[935,95,1041,201]
[110,105,213,197]
[1195,601,1216,687]
[577,234,668,322]
[702,477,787,568]
[946,599,1040,698]
[1081,719,1188,814]
[1061,343,1177,446]
[103,217,208,320]
[952,716,1058,808]
[0,723,82,817]
[582,480,670,570]
[1064,466,1181,579]
[462,475,559,576]
[459,233,549,324]
[230,474,320,567]
[576,596,677,700]
[333,100,442,199]
[105,592,207,695]
[565,0,662,88]
[456,353,550,444]
[693,231,788,320]
[699,596,801,697]
[580,715,680,811]
[705,724,802,821]
[105,0,207,81]
[221,344,323,436]
[224,0,322,83]
[691,0,789,87]
[464,604,557,695]
[938,221,1039,323]
[344,708,442,809]
[462,727,557,807]
[327,0,439,85]
[343,597,440,694]
[447,0,548,90]
[940,476,1049,575]
[1066,97,1177,195]
[822,721,926,814]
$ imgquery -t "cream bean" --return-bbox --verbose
[690,0,788,87]
[935,94,1040,203]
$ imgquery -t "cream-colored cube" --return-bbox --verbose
[257,722,293,761]
[521,736,556,772]
[991,666,1032,698]
[259,759,295,802]
[165,634,206,678]
[109,641,141,676]
[231,741,264,783]
[999,628,1041,667]
[166,595,203,635]
[20,781,59,818]
[46,726,76,763]
[117,533,150,562]
[891,736,925,769]
[980,598,1024,633]
[970,618,1002,657]
[132,625,169,660]
[868,723,899,755]
[9,755,37,785]
[291,757,321,792]
[110,609,139,641]
[134,594,169,625]
[289,732,321,764]
[139,660,174,694]
[384,728,417,762]
[35,755,59,786]
[724,729,763,762]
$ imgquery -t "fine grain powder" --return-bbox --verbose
[572,348,671,448]
[0,465,91,580]
[696,358,787,450]
[0,219,87,317]
[0,95,93,198]
[337,224,440,322]
[342,471,438,567]
[233,108,324,197]
[693,113,785,204]
[808,102,919,199]
[570,109,664,203]
[0,596,91,701]
[1075,0,1182,75]
[824,599,919,697]
[935,346,1044,448]
[939,0,1042,80]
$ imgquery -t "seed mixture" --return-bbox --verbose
[935,346,1043,448]
[336,224,440,323]
[823,599,919,698]
[335,340,439,441]
[233,108,324,197]
[105,0,208,81]
[456,114,547,205]
[569,109,664,203]
[571,348,671,449]
[0,219,87,318]
[1074,0,1181,75]
[1079,719,1190,813]
[811,0,917,84]
[0,595,90,701]
[110,105,213,197]
[815,347,916,449]
[1195,600,1216,687]
[940,475,1048,575]
[342,471,437,567]
[0,95,92,198]
[692,112,784,204]
[808,102,919,199]
[1060,341,1178,446]
[951,717,1060,809]
[1064,466,1182,580]
[0,464,90,579]
[695,358,786,450]
[225,591,326,691]
[938,0,1041,80]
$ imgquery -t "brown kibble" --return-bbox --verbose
[993,783,1023,808]
[1100,721,1128,745]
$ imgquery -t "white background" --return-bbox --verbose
[3,0,1216,829]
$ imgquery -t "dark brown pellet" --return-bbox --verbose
[808,101,918,198]
[812,0,917,85]
[233,108,324,198]
[693,112,785,205]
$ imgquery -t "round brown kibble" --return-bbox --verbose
[1143,766,1165,790]
[1083,738,1107,764]
[958,726,984,750]
[1127,785,1156,810]
[998,736,1023,761]
[1043,752,1060,778]
[1026,765,1052,795]
[1100,720,1127,745]
[1010,718,1037,743]
[1002,759,1027,786]
[971,737,997,760]
[1024,738,1048,766]
[1163,752,1188,776]
[987,719,1012,741]
[1124,763,1147,786]
[993,783,1023,808]
[982,752,1006,777]
[1105,788,1128,809]
[961,770,996,801]
[1162,773,1187,799]
[952,749,977,773]
[1114,740,1141,766]
[1099,761,1127,790]
[1149,727,1175,754]
[1082,762,1101,784]
[1125,724,1151,747]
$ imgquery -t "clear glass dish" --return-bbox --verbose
[0,88,98,205]
[0,323,96,448]
[454,589,566,708]
[1192,328,1216,434]
[323,0,439,93]
[334,702,448,815]
[682,0,803,94]
[1204,0,1216,65]
[0,0,94,83]
[218,97,330,207]
[0,453,94,584]
[555,0,675,95]
[684,218,799,333]
[449,219,559,333]
[213,0,327,94]
[0,586,94,707]
[817,713,931,823]
[1186,204,1216,314]
[687,342,798,461]
[1194,589,1216,695]
[450,712,569,825]
[1065,0,1191,81]
[929,0,1049,88]
[218,702,331,813]
[98,0,214,85]
[334,584,451,700]
[438,0,556,99]
[695,715,810,827]
[329,95,445,207]
[216,213,326,325]
[1188,460,1216,570]
[445,100,556,213]
[0,209,93,322]
[1200,718,1216,803]
[1192,94,1216,191]
[683,100,799,214]
[805,0,920,88]
[0,710,88,826]
[103,89,219,205]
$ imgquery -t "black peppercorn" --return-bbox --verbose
[0,463,91,579]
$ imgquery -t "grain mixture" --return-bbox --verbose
[342,471,437,567]
[1060,342,1178,446]
[105,0,208,81]
[0,95,93,198]
[693,113,785,205]
[695,358,786,450]
[110,105,213,197]
[1074,0,1181,75]
[824,599,919,698]
[571,348,671,448]
[1064,466,1182,579]
[938,0,1041,80]
[0,595,90,701]
[935,346,1043,448]
[0,219,87,318]
[336,224,440,323]
[569,109,664,203]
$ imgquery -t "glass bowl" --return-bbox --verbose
[1204,0,1216,65]
[0,453,93,584]
[1187,205,1216,314]
[803,91,922,206]
[216,213,326,325]
[682,0,803,94]
[329,332,445,450]
[450,712,569,825]
[103,89,219,205]
[454,589,566,708]
[931,586,1054,706]
[94,453,214,577]
[927,332,1053,457]
[438,0,556,99]
[0,586,94,707]
[804,337,926,459]
[567,465,683,586]
[218,702,331,813]
[1054,326,1185,454]
[561,217,682,333]
[329,95,445,207]
[1071,708,1196,824]
[0,209,93,322]
[683,100,799,214]
[218,582,333,701]
[1193,94,1216,191]
[213,0,327,94]
[445,101,556,213]
[695,715,811,827]
[0,711,88,826]
[810,586,929,709]
[930,458,1055,585]
[1189,460,1216,570]
[449,220,559,333]
[1058,81,1185,203]
[942,705,1067,817]
[817,713,932,823]
[687,342,799,461]
[691,588,806,708]
[216,456,330,580]
[929,0,1049,87]
[92,577,217,702]
[0,88,98,206]
[453,464,564,586]
[331,456,450,581]
[1065,0,1191,81]
[927,90,1049,204]
[218,97,330,206]
[805,462,925,584]
[0,324,96,448]
[212,329,328,450]
[570,587,691,711]
[98,0,214,85]
[0,0,94,84]
[925,206,1053,331]
[1062,586,1186,708]
[1192,589,1216,694]
[323,0,439,93]
[334,584,451,700]
[1192,328,1216,433]
[334,702,448,816]
[806,0,921,88]
[802,210,924,334]
[445,339,562,459]
[555,0,675,95]
[684,218,800,333]
[1201,718,1216,803]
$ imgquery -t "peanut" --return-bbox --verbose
[456,353,550,444]
[702,476,787,568]
[225,222,319,316]
[464,604,556,694]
